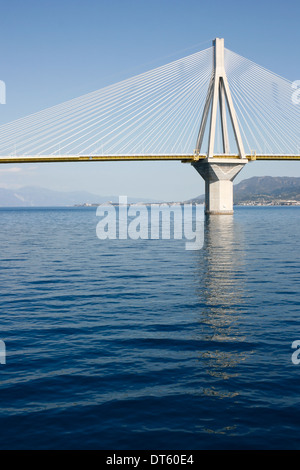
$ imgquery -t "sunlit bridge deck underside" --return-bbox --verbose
[0,154,300,164]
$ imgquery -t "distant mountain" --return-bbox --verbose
[0,186,144,207]
[233,176,300,203]
[1,177,300,207]
[189,176,300,205]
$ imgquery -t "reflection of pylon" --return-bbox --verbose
[195,38,246,159]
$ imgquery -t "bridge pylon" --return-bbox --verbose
[192,38,248,215]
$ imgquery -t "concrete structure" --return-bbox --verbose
[193,158,247,215]
[193,38,248,215]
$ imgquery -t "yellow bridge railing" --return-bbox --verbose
[0,154,299,164]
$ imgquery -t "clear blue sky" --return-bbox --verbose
[0,0,299,200]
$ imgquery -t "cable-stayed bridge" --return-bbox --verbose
[0,38,299,213]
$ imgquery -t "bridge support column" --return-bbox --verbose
[192,158,247,215]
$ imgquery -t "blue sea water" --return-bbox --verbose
[0,205,299,450]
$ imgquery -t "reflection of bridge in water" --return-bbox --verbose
[195,216,251,404]
[199,216,247,336]
[0,38,299,214]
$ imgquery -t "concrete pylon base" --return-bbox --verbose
[192,158,248,215]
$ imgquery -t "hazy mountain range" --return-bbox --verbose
[0,187,148,207]
[233,176,300,203]
[0,176,299,206]
[190,176,300,205]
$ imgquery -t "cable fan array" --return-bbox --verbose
[225,48,300,155]
[0,48,213,156]
[0,45,299,157]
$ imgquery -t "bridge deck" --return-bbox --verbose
[0,154,299,164]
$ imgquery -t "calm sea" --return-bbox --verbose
[0,206,299,450]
